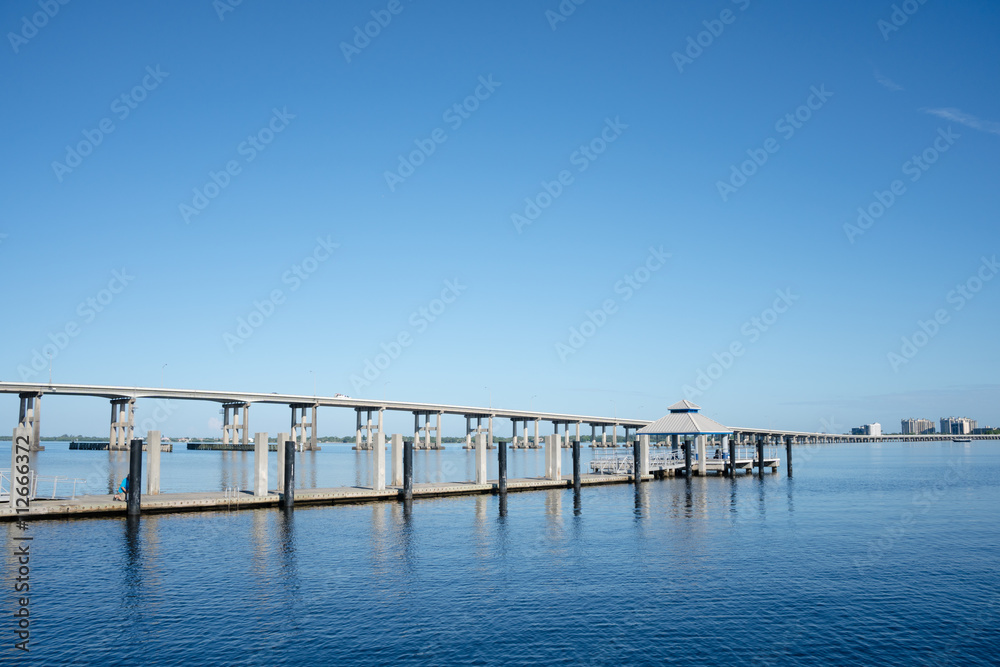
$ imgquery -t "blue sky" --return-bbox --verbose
[2,0,998,437]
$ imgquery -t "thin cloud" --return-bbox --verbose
[873,70,903,91]
[923,107,1000,136]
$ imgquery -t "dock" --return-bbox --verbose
[0,474,646,521]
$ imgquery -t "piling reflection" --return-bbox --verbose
[276,508,298,586]
[120,515,144,617]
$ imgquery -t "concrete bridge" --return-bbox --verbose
[2,382,997,453]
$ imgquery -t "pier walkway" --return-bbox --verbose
[0,473,645,521]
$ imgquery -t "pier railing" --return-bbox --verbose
[0,470,86,500]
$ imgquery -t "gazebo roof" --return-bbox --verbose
[637,400,732,436]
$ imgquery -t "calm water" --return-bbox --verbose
[2,441,998,665]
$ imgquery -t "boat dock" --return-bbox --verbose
[2,473,648,521]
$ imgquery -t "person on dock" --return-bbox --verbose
[714,449,722,459]
[113,475,129,501]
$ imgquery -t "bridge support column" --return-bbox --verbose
[575,422,581,449]
[413,413,421,452]
[487,416,493,450]
[147,431,161,495]
[276,431,289,493]
[17,393,43,452]
[109,398,135,451]
[355,410,363,450]
[464,416,472,449]
[534,419,541,451]
[391,434,403,486]
[612,423,618,448]
[436,412,443,450]
[222,402,249,448]
[253,432,267,496]
[590,424,597,448]
[510,419,518,450]
[291,404,319,451]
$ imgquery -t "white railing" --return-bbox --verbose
[0,470,86,500]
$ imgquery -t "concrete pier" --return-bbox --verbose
[222,402,249,448]
[109,398,134,451]
[253,431,267,496]
[475,433,487,484]
[18,392,43,451]
[373,429,386,491]
[391,433,403,485]
[277,431,288,493]
[147,431,161,495]
[290,403,319,451]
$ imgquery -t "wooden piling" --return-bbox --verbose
[127,438,142,516]
[402,440,413,500]
[280,440,295,508]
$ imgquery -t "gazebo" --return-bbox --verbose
[637,400,733,475]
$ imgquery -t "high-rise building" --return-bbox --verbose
[940,417,977,435]
[901,418,935,434]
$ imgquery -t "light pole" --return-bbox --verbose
[161,363,167,388]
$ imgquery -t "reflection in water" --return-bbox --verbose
[276,508,298,588]
[499,493,508,518]
[573,489,581,516]
[633,484,649,521]
[120,516,144,622]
